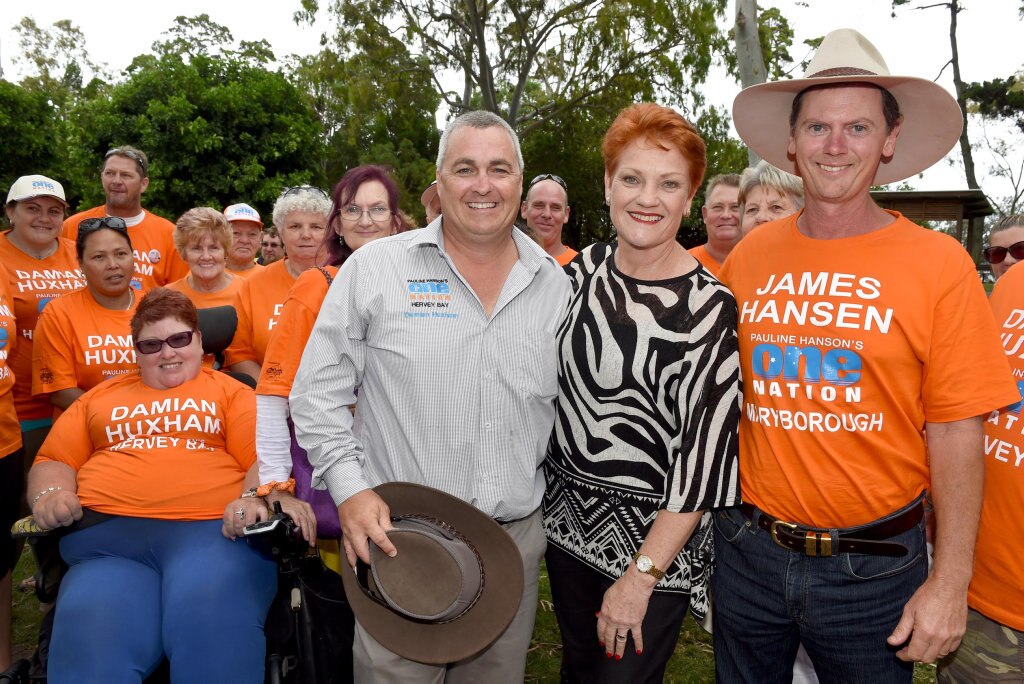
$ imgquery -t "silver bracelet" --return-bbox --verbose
[32,486,63,507]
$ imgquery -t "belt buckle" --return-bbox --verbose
[769,519,797,550]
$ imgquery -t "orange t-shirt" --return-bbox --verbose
[227,263,265,279]
[257,266,337,397]
[166,275,243,309]
[224,259,296,368]
[63,207,189,293]
[0,263,22,457]
[687,244,722,278]
[32,288,138,397]
[719,211,1018,528]
[555,247,578,267]
[0,234,85,421]
[35,369,256,520]
[969,263,1024,630]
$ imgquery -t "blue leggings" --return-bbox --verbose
[49,517,277,684]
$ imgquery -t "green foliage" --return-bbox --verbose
[289,16,441,223]
[0,81,62,204]
[64,39,324,221]
[757,7,796,81]
[965,76,1024,133]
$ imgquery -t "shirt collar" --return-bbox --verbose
[408,219,557,275]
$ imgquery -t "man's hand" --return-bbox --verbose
[339,489,396,568]
[887,574,968,663]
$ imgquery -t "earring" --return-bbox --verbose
[338,234,346,245]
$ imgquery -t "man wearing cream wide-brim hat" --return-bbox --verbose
[713,29,1019,682]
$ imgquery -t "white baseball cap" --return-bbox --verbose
[7,175,68,206]
[223,203,263,227]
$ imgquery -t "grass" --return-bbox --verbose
[11,549,935,682]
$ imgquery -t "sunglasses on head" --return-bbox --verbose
[79,216,128,233]
[134,330,196,355]
[529,174,568,192]
[105,148,147,175]
[984,240,1024,265]
[281,185,330,200]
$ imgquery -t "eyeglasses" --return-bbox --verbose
[134,330,196,355]
[984,241,1024,264]
[340,205,392,223]
[529,174,568,191]
[281,185,330,200]
[79,216,128,234]
[104,148,147,175]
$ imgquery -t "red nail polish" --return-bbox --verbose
[594,611,601,617]
[598,641,604,647]
[606,652,612,659]
[615,654,622,661]
[636,649,643,656]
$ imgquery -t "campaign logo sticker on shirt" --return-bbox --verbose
[405,278,457,320]
[148,249,162,264]
[38,367,54,385]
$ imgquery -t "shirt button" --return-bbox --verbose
[484,422,492,429]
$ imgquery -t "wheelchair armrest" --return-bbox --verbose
[10,515,52,539]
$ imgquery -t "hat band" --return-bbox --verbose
[357,515,485,624]
[807,67,879,78]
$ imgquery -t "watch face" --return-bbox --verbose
[636,555,653,572]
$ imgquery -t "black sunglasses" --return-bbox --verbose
[79,217,128,234]
[984,240,1024,265]
[281,185,330,200]
[529,174,568,191]
[105,148,147,175]
[135,330,196,355]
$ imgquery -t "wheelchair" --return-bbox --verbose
[7,504,353,683]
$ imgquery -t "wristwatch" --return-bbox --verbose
[631,552,665,580]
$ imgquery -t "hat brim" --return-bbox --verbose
[340,482,525,665]
[9,192,68,207]
[733,75,963,186]
[420,183,439,207]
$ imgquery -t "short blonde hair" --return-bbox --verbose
[738,160,805,209]
[174,207,232,258]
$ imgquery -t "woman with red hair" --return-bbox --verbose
[542,103,741,681]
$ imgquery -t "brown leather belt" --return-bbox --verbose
[739,502,923,558]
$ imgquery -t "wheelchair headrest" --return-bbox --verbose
[197,305,238,356]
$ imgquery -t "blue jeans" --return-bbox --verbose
[49,517,277,684]
[712,505,927,683]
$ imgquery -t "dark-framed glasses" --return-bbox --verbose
[79,216,128,234]
[105,148,147,175]
[340,205,392,223]
[529,174,568,191]
[984,241,1024,264]
[134,330,197,355]
[281,185,330,200]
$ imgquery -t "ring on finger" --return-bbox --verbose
[615,633,627,641]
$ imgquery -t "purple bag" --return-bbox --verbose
[289,418,343,540]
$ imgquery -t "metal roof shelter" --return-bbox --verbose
[870,189,994,262]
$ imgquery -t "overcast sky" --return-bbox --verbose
[1,0,1021,195]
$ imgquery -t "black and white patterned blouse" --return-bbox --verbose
[543,242,740,618]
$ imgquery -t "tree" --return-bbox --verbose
[0,82,62,210]
[299,0,730,133]
[964,74,1024,134]
[289,16,441,222]
[892,0,984,258]
[11,18,108,114]
[63,16,325,221]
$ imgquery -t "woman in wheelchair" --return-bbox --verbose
[26,288,277,683]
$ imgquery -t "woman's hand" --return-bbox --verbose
[596,571,657,659]
[265,490,317,545]
[221,496,269,540]
[32,489,83,530]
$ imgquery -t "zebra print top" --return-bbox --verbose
[543,242,740,608]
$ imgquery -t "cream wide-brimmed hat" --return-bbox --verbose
[732,28,963,186]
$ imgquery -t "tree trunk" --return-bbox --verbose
[734,0,766,166]
[947,0,983,259]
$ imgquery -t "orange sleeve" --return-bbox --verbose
[256,270,331,397]
[164,243,191,283]
[0,265,21,456]
[32,300,78,395]
[224,279,257,367]
[223,376,258,470]
[34,393,94,470]
[921,247,1017,422]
